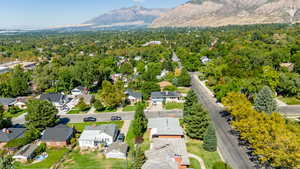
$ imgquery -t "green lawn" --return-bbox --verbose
[67,121,124,132]
[164,102,184,110]
[95,108,117,113]
[4,110,26,118]
[187,139,221,169]
[67,109,81,114]
[15,148,68,169]
[122,105,136,112]
[177,87,190,94]
[189,157,201,169]
[278,96,300,105]
[60,150,128,169]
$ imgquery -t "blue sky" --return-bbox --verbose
[0,0,189,28]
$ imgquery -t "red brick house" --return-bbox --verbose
[41,124,74,147]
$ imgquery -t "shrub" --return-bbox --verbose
[34,143,47,157]
[7,106,21,114]
[212,161,232,169]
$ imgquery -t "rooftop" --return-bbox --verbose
[148,118,184,136]
[41,124,74,142]
[0,98,16,106]
[0,128,26,142]
[151,91,180,98]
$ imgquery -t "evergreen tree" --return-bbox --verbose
[0,155,14,169]
[25,100,59,132]
[184,90,198,116]
[203,123,217,152]
[254,86,278,114]
[131,146,146,169]
[177,68,191,87]
[184,103,209,139]
[0,105,11,129]
[132,103,147,137]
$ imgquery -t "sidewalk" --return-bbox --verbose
[188,153,206,169]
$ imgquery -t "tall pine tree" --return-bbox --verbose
[132,103,147,137]
[254,86,278,114]
[203,123,217,152]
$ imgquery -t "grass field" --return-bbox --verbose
[278,96,300,105]
[60,150,128,169]
[164,102,184,110]
[187,139,221,169]
[122,105,136,112]
[67,121,124,132]
[15,148,68,169]
[189,157,201,169]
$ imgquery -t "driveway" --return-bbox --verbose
[120,120,131,134]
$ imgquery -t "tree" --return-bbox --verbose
[25,100,59,132]
[131,146,146,169]
[9,65,30,97]
[94,99,105,111]
[0,155,14,169]
[141,82,160,99]
[132,103,147,137]
[254,86,277,114]
[98,80,125,108]
[183,90,198,116]
[0,105,11,129]
[203,123,217,152]
[184,103,209,139]
[177,68,191,87]
[76,97,90,111]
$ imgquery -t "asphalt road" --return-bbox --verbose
[12,110,183,124]
[191,73,255,169]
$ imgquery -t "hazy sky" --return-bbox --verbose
[0,0,189,28]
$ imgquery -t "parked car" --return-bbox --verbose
[111,116,122,121]
[83,117,96,122]
[117,133,125,142]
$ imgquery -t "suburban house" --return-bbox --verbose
[104,142,128,159]
[142,138,190,169]
[41,124,74,147]
[0,98,16,110]
[78,124,119,149]
[280,62,294,72]
[0,66,9,74]
[0,128,26,147]
[148,118,184,139]
[40,92,70,109]
[156,70,169,80]
[201,56,211,64]
[13,144,38,163]
[71,86,88,96]
[150,92,181,103]
[158,81,173,91]
[125,88,142,104]
[142,41,162,47]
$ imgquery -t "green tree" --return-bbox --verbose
[9,65,30,97]
[184,103,209,139]
[76,97,90,111]
[254,86,278,114]
[132,103,147,137]
[131,146,146,169]
[94,99,105,111]
[98,80,125,108]
[183,90,198,116]
[203,123,217,152]
[177,68,191,87]
[0,155,15,169]
[141,82,160,99]
[0,105,11,129]
[25,100,59,132]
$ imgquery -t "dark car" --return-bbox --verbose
[111,116,122,121]
[117,133,125,142]
[83,117,96,122]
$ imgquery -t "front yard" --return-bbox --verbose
[189,157,201,169]
[15,148,68,169]
[59,149,128,169]
[67,121,124,132]
[187,139,221,169]
[4,109,26,118]
[164,102,184,110]
[122,105,136,112]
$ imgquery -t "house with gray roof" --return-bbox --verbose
[40,92,70,110]
[0,128,26,147]
[125,88,142,105]
[41,124,74,147]
[142,138,190,169]
[78,124,118,149]
[104,142,128,159]
[148,118,184,139]
[13,143,38,162]
[0,98,16,110]
[150,91,181,103]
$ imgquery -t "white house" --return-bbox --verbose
[71,86,86,96]
[105,142,128,159]
[78,124,118,149]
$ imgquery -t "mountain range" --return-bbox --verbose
[56,0,300,30]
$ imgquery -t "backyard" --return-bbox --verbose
[59,149,128,169]
[15,148,68,169]
[187,139,221,169]
[67,121,124,132]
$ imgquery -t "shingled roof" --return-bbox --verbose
[0,128,26,142]
[41,124,73,142]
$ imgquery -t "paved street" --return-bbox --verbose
[191,73,255,169]
[12,110,183,124]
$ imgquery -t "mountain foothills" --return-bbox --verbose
[151,0,300,27]
[83,6,169,28]
[82,0,300,28]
